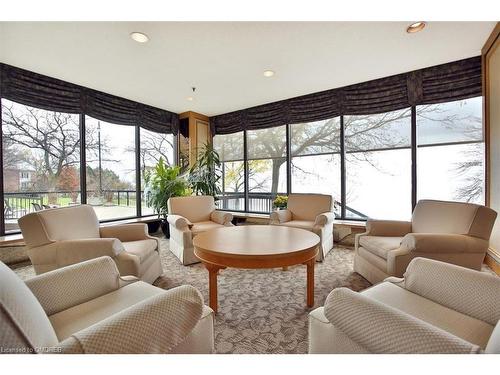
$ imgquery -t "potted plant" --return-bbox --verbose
[187,142,222,198]
[273,195,288,210]
[144,157,188,238]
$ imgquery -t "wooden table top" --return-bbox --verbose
[193,225,320,257]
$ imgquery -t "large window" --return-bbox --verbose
[2,99,81,233]
[246,126,287,213]
[85,117,136,221]
[290,118,341,217]
[345,109,412,220]
[140,128,175,215]
[213,132,245,211]
[417,97,485,204]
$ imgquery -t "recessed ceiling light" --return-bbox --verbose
[406,22,426,34]
[130,32,149,43]
[187,96,194,101]
[263,70,275,77]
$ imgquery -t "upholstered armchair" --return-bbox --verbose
[270,194,335,261]
[354,199,497,284]
[18,205,162,284]
[0,257,214,354]
[309,257,500,354]
[167,195,233,265]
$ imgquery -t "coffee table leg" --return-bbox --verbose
[204,263,223,314]
[306,258,315,307]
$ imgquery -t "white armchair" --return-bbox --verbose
[167,195,233,265]
[309,257,500,354]
[0,256,214,354]
[18,205,163,283]
[354,199,497,284]
[270,194,335,261]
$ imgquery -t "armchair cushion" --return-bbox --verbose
[50,280,163,341]
[58,285,204,354]
[402,258,500,325]
[270,209,292,224]
[363,281,494,349]
[401,233,488,254]
[358,236,402,260]
[274,220,314,232]
[324,287,480,354]
[210,210,233,225]
[122,240,159,262]
[25,257,122,316]
[191,221,225,236]
[167,214,192,230]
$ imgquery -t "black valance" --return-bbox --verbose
[0,63,179,134]
[212,56,482,135]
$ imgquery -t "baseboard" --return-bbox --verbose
[485,248,500,275]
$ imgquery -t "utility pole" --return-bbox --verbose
[98,121,102,196]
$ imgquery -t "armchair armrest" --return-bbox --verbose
[400,233,489,254]
[50,238,125,268]
[210,210,233,225]
[99,223,152,242]
[270,209,292,224]
[365,219,412,237]
[314,212,336,227]
[25,257,135,316]
[58,285,205,354]
[167,214,192,230]
[400,257,500,325]
[323,287,480,354]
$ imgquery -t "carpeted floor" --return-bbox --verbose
[11,237,371,354]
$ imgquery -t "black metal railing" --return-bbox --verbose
[215,191,367,218]
[3,190,139,220]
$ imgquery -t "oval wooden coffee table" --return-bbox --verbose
[193,225,320,313]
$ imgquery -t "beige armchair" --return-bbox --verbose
[18,205,162,284]
[270,193,335,261]
[354,199,497,284]
[167,195,233,265]
[309,257,500,354]
[0,256,214,354]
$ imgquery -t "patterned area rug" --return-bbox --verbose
[12,238,371,354]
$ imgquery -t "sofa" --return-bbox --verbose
[309,257,500,354]
[354,199,497,284]
[18,204,163,284]
[167,195,233,265]
[0,256,214,354]
[270,193,335,261]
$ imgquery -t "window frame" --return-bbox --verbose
[0,98,176,235]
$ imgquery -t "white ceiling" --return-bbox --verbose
[0,22,495,116]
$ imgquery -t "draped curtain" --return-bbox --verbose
[211,56,482,135]
[0,63,179,134]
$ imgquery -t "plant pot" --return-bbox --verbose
[160,219,170,238]
[146,220,161,234]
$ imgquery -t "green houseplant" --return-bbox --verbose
[144,157,188,238]
[187,142,222,198]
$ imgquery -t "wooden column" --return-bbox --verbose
[178,111,211,168]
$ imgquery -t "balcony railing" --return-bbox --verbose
[3,190,139,220]
[4,190,368,221]
[215,192,367,218]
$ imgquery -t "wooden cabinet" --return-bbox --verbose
[178,111,211,170]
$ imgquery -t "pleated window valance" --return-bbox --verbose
[211,56,482,135]
[0,63,179,134]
